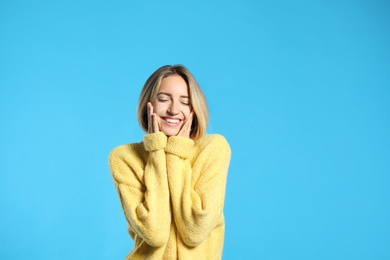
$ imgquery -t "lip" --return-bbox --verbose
[161,117,183,127]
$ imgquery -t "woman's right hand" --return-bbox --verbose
[147,102,159,134]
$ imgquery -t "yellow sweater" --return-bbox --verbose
[109,132,231,260]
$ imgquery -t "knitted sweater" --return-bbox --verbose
[108,132,231,260]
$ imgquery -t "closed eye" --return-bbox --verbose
[157,93,171,102]
[180,98,190,106]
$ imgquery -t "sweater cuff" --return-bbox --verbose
[143,132,167,151]
[165,136,194,159]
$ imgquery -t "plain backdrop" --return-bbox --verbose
[1,0,389,259]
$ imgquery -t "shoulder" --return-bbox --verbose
[108,142,147,182]
[196,134,231,154]
[193,134,231,169]
[108,142,145,164]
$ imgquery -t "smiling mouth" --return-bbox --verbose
[162,117,182,126]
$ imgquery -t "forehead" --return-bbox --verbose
[158,75,189,96]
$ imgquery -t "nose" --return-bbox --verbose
[167,101,179,115]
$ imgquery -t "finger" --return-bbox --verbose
[178,112,193,138]
[185,112,194,129]
[148,102,153,117]
[153,113,159,133]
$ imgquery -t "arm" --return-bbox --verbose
[109,132,171,247]
[165,134,231,246]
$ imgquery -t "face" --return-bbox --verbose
[152,75,192,136]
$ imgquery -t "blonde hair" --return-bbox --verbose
[137,65,208,140]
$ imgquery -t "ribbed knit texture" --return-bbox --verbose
[109,133,231,260]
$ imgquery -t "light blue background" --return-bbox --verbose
[1,0,389,259]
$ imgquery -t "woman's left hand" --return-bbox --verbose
[177,112,193,138]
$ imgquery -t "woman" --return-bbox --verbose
[109,65,231,259]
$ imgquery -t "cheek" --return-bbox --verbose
[151,101,163,114]
[182,107,192,118]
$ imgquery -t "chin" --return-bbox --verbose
[161,129,179,137]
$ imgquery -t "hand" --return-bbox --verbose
[147,102,159,134]
[177,111,193,138]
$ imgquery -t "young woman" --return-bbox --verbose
[109,65,231,259]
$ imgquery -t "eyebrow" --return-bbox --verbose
[157,92,189,99]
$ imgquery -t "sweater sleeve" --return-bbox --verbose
[165,134,231,246]
[108,132,171,247]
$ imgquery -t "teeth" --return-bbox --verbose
[166,118,180,123]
